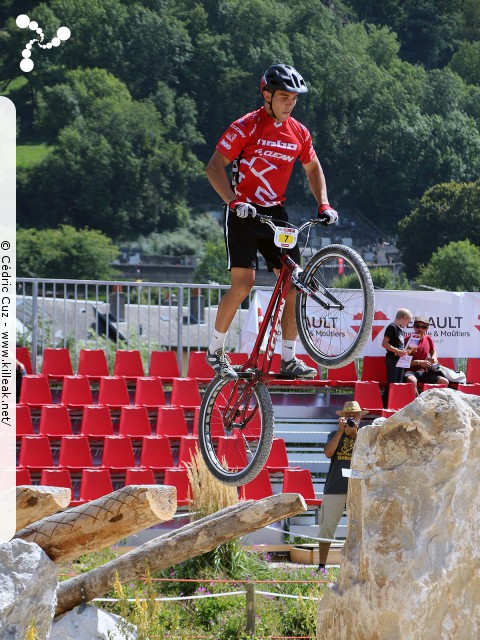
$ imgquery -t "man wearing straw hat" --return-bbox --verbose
[317,400,368,574]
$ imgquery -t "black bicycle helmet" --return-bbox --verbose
[260,63,308,95]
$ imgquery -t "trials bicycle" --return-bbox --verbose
[198,213,375,485]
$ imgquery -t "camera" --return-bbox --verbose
[346,418,357,428]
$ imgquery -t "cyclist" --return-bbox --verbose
[205,63,338,380]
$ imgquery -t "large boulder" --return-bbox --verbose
[318,388,480,640]
[0,539,58,639]
[51,604,137,639]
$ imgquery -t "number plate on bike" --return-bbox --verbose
[273,227,298,248]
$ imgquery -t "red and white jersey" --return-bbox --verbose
[216,106,316,207]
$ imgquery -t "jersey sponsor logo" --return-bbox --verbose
[231,124,246,138]
[226,132,237,142]
[220,139,231,150]
[257,139,298,151]
[255,148,294,162]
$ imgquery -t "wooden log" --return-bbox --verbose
[16,485,176,563]
[55,492,306,616]
[16,486,71,531]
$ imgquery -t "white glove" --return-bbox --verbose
[318,204,338,225]
[229,200,257,219]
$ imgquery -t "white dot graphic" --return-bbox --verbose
[16,14,30,29]
[20,58,34,72]
[16,15,71,72]
[57,27,71,41]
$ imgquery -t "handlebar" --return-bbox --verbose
[255,212,322,234]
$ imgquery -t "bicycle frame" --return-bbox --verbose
[243,253,297,381]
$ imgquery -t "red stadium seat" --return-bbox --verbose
[19,435,54,469]
[58,435,93,469]
[101,436,136,470]
[361,356,388,385]
[113,350,145,379]
[457,383,480,396]
[264,438,289,473]
[156,406,189,438]
[177,435,200,467]
[240,468,273,500]
[187,351,214,384]
[79,468,113,502]
[163,468,192,507]
[16,405,34,436]
[80,405,114,438]
[19,375,52,407]
[149,350,181,382]
[41,468,73,491]
[41,348,73,380]
[386,383,416,411]
[97,376,130,408]
[438,357,456,371]
[16,347,33,374]
[16,467,32,485]
[124,467,156,485]
[60,375,93,408]
[466,358,480,384]
[170,378,201,411]
[140,436,174,470]
[257,353,281,373]
[353,381,389,416]
[134,377,166,408]
[325,361,358,388]
[38,404,73,438]
[282,468,322,507]
[77,349,109,380]
[118,405,152,438]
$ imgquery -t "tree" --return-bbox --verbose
[416,240,480,291]
[193,239,230,285]
[16,225,119,279]
[332,266,409,289]
[397,180,480,278]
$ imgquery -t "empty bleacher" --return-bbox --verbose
[16,347,478,542]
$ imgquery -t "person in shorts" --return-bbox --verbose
[317,400,368,575]
[381,307,413,404]
[404,316,449,394]
[204,64,338,380]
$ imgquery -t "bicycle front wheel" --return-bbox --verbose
[198,374,274,486]
[296,244,374,368]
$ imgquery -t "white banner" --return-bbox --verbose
[240,290,480,358]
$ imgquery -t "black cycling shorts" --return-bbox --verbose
[223,204,301,271]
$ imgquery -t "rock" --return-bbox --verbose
[317,388,480,640]
[0,539,58,640]
[51,604,137,639]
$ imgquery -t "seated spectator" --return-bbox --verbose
[404,316,449,395]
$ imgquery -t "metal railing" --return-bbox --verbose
[16,278,272,374]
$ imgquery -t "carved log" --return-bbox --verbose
[15,485,176,563]
[56,492,306,616]
[16,486,71,531]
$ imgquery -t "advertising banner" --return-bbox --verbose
[240,290,480,358]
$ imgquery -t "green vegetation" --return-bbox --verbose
[16,225,120,279]
[416,240,480,292]
[2,0,479,283]
[16,143,51,167]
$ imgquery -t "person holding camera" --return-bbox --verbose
[317,400,368,575]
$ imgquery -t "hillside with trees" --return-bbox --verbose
[1,0,479,283]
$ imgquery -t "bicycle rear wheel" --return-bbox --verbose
[198,373,274,486]
[296,244,374,368]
